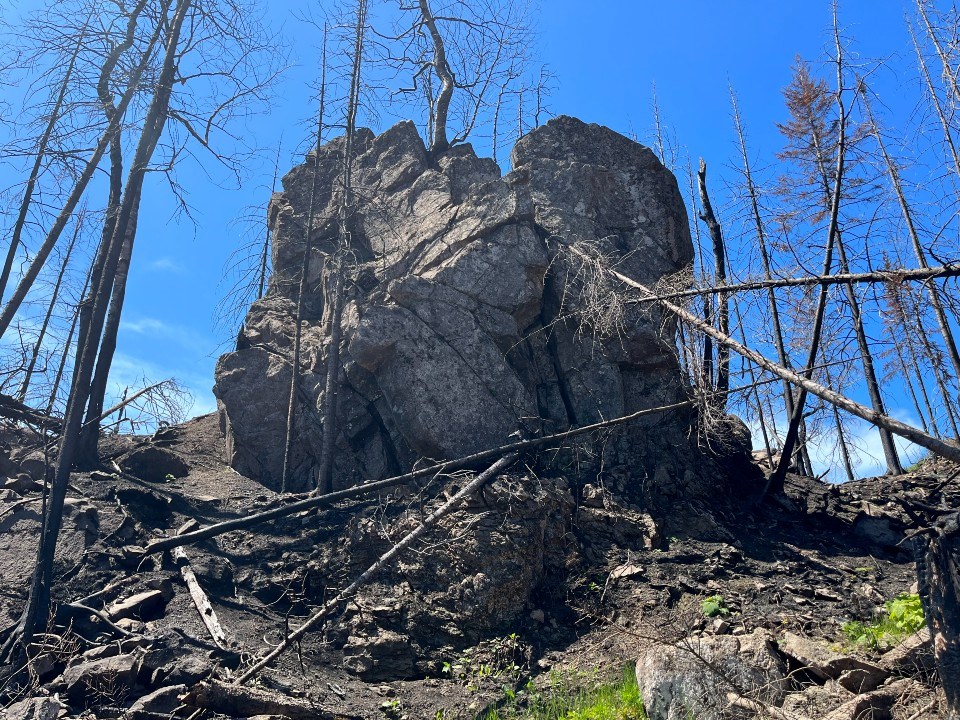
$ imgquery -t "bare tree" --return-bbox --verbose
[696,160,730,406]
[770,38,850,491]
[387,0,537,153]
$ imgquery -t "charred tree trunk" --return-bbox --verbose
[697,159,729,406]
[76,205,140,468]
[46,265,92,417]
[915,513,960,720]
[0,0,188,668]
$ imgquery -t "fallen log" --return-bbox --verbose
[140,400,694,557]
[182,679,353,719]
[236,453,517,683]
[0,392,60,429]
[172,545,231,652]
[637,263,960,303]
[608,265,960,466]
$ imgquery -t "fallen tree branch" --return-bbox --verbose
[80,379,170,430]
[173,545,231,652]
[610,266,960,465]
[633,264,960,303]
[182,679,351,719]
[0,392,60,430]
[726,692,809,720]
[140,400,694,556]
[235,453,517,683]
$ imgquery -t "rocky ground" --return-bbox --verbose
[0,413,951,719]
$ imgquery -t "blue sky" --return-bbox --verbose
[2,0,933,477]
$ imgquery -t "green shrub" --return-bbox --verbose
[701,595,729,618]
[481,664,645,720]
[842,593,925,650]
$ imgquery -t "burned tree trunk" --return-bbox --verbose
[916,513,960,720]
[697,159,729,406]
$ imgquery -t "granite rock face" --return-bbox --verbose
[214,116,709,502]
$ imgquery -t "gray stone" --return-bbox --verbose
[343,630,415,680]
[777,632,889,685]
[879,627,934,674]
[636,629,786,720]
[57,652,141,704]
[1,696,65,720]
[15,451,48,481]
[214,115,725,519]
[126,684,187,720]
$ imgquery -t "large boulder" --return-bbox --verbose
[214,116,710,504]
[636,630,787,720]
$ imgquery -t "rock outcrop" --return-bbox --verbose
[214,116,710,502]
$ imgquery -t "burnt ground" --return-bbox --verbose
[0,413,952,719]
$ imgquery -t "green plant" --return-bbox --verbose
[701,595,729,618]
[480,664,645,719]
[444,633,525,692]
[842,593,925,650]
[379,698,402,719]
[904,453,930,473]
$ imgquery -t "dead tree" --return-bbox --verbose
[0,0,155,341]
[0,0,192,671]
[697,159,730,406]
[392,0,536,154]
[731,87,813,475]
[281,26,329,493]
[770,50,848,492]
[74,0,280,466]
[864,87,960,388]
[15,211,83,403]
[778,46,901,476]
[0,10,90,306]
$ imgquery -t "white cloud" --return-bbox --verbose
[120,316,206,348]
[745,406,924,483]
[149,256,186,274]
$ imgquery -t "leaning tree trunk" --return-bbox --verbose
[0,0,149,341]
[0,0,187,669]
[16,215,82,403]
[0,13,89,306]
[915,513,960,720]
